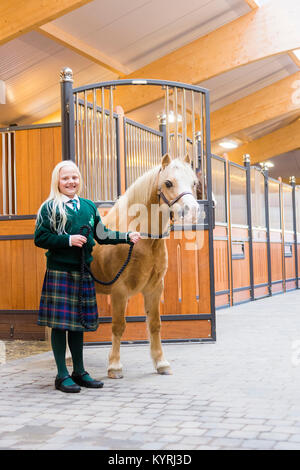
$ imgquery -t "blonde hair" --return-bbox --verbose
[36,160,82,234]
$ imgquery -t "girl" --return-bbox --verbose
[34,160,140,393]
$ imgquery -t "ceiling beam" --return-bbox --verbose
[224,118,300,165]
[113,0,300,113]
[37,23,131,77]
[244,0,259,9]
[211,72,300,142]
[288,51,300,68]
[0,0,93,45]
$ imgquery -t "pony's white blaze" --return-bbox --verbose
[179,193,199,224]
[159,159,199,224]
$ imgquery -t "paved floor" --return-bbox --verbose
[1,291,300,450]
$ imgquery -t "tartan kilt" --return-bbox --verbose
[38,269,99,332]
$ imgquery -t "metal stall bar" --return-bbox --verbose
[60,67,75,161]
[244,154,254,301]
[165,85,170,155]
[1,132,6,215]
[290,176,299,289]
[204,91,216,340]
[109,86,115,200]
[263,167,272,296]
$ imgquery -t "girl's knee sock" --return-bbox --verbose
[51,329,74,386]
[68,330,93,382]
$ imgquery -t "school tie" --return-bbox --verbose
[68,199,78,212]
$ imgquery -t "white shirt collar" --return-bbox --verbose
[61,194,79,203]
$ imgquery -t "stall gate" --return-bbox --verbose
[61,71,216,344]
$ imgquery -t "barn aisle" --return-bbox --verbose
[1,290,300,450]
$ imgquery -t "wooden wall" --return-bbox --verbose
[0,126,61,339]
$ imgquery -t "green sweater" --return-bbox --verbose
[34,197,130,271]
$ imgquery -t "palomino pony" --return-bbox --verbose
[91,153,199,378]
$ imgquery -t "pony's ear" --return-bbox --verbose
[184,153,191,165]
[161,153,172,169]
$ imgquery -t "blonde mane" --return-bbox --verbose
[103,165,160,230]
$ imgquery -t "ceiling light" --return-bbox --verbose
[219,140,239,149]
[259,161,274,169]
[158,111,182,124]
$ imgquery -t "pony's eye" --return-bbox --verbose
[165,180,173,188]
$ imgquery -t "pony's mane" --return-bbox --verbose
[103,165,160,229]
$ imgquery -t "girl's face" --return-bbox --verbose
[58,165,80,199]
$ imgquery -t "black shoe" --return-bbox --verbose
[55,375,81,393]
[71,371,104,389]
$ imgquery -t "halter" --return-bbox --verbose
[157,189,194,207]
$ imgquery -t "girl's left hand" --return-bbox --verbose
[129,232,141,244]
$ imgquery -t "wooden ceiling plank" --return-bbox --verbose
[114,0,300,113]
[244,0,259,9]
[37,24,131,77]
[211,72,300,142]
[225,118,300,164]
[0,0,93,45]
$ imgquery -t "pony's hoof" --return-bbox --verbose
[157,366,173,375]
[108,370,123,379]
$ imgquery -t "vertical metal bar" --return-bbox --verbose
[159,115,167,157]
[265,174,273,295]
[191,91,196,169]
[165,86,170,155]
[244,155,254,301]
[200,93,205,194]
[60,67,75,161]
[84,91,89,199]
[101,87,107,200]
[279,179,285,292]
[131,124,134,185]
[12,132,17,215]
[7,132,12,214]
[204,91,216,341]
[115,114,122,197]
[93,89,97,201]
[75,93,80,167]
[2,133,6,215]
[80,100,84,194]
[97,107,102,199]
[182,88,187,156]
[290,177,299,289]
[174,87,178,159]
[109,86,114,200]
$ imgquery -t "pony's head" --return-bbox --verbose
[157,154,199,224]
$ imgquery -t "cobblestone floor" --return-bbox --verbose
[1,291,300,450]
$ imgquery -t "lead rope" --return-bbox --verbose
[78,225,134,329]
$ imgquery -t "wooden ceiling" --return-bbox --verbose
[0,0,300,176]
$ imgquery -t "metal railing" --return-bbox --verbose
[60,68,212,203]
[0,131,17,215]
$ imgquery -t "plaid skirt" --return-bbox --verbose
[38,269,99,332]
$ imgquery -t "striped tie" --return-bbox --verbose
[68,199,78,212]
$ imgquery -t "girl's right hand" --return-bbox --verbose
[70,235,87,247]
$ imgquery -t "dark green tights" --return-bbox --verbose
[51,329,93,386]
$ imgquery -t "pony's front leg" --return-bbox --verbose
[144,286,172,375]
[108,292,127,379]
